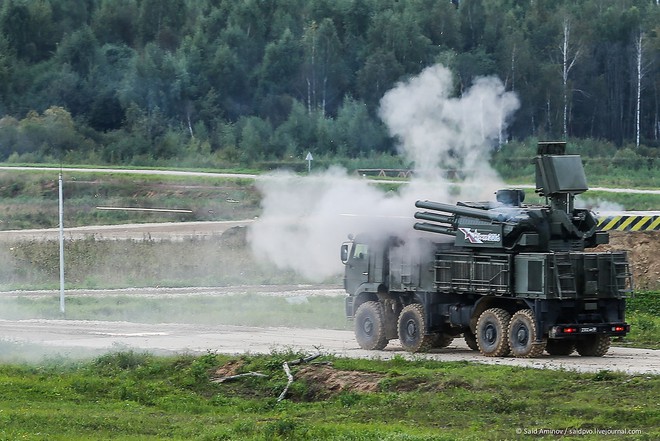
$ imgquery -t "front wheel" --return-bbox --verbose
[476,308,511,357]
[397,304,434,353]
[508,309,546,358]
[354,301,388,350]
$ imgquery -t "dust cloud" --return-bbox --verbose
[576,197,625,214]
[248,64,519,281]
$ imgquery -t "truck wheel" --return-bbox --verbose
[575,335,610,357]
[464,331,479,351]
[354,301,388,350]
[508,309,546,358]
[431,333,454,349]
[545,339,575,356]
[397,304,434,353]
[476,308,511,357]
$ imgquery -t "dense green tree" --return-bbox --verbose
[238,115,273,164]
[0,0,657,165]
[332,96,388,157]
[92,0,139,47]
[0,35,14,107]
[257,28,302,101]
[0,0,58,62]
[356,50,404,109]
[137,0,187,50]
[56,26,99,76]
[301,18,345,115]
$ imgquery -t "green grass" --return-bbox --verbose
[0,293,348,329]
[621,292,660,349]
[0,170,262,229]
[577,191,660,212]
[0,351,657,440]
[0,236,314,291]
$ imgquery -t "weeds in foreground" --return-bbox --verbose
[0,351,657,440]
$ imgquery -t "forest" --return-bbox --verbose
[0,0,659,169]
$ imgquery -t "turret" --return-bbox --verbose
[413,141,609,252]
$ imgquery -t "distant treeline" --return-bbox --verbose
[0,0,659,167]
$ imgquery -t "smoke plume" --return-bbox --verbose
[249,64,519,281]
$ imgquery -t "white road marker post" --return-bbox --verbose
[305,151,313,173]
[58,172,65,315]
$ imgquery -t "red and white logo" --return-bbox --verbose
[458,228,501,244]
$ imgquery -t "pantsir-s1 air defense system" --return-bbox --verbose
[341,142,631,357]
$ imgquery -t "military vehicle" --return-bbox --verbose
[341,142,631,357]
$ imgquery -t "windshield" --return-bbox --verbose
[351,243,369,260]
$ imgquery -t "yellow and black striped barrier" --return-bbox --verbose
[596,212,660,231]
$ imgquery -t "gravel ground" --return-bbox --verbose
[0,222,657,374]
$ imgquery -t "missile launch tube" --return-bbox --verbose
[415,200,504,222]
[413,211,454,225]
[413,222,457,236]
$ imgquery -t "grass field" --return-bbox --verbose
[0,235,309,291]
[0,168,657,233]
[0,167,657,440]
[0,350,657,440]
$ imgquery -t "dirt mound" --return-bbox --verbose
[219,226,248,248]
[210,361,385,400]
[602,231,660,290]
[211,360,243,379]
[296,365,383,398]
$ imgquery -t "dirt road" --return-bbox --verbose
[0,220,253,242]
[1,290,658,375]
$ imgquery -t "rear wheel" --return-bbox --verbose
[431,333,454,349]
[476,308,511,357]
[464,331,479,351]
[575,335,610,357]
[354,301,388,350]
[508,309,546,358]
[397,304,434,353]
[545,339,575,356]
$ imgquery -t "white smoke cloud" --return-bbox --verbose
[576,197,625,215]
[248,64,520,281]
[379,65,519,181]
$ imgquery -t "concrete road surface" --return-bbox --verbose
[1,318,658,375]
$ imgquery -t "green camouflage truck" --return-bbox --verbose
[341,142,631,358]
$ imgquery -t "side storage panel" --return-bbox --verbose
[434,252,511,295]
[514,251,633,300]
[514,253,549,299]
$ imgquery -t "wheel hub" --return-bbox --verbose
[406,320,417,338]
[363,318,373,335]
[516,327,528,345]
[485,324,496,344]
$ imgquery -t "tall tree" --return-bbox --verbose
[560,16,580,139]
[634,30,644,148]
[301,18,343,116]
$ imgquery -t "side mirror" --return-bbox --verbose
[340,243,350,264]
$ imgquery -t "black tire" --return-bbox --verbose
[508,309,546,358]
[397,304,434,353]
[354,301,388,350]
[476,308,511,357]
[545,339,575,356]
[575,335,611,357]
[464,331,479,351]
[431,333,454,349]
